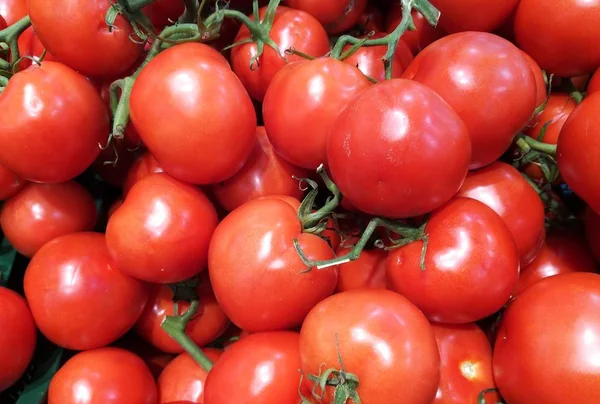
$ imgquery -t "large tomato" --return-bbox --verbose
[106,173,219,284]
[0,287,36,392]
[385,6,445,54]
[130,43,256,185]
[0,0,26,25]
[24,232,149,350]
[515,0,600,77]
[48,348,157,404]
[585,207,600,262]
[211,126,308,211]
[557,92,600,213]
[230,6,329,101]
[204,332,301,403]
[432,323,499,404]
[522,51,548,123]
[335,246,387,292]
[27,0,143,77]
[386,198,519,323]
[0,164,25,201]
[263,58,371,169]
[457,162,545,266]
[0,181,96,257]
[208,196,337,332]
[17,26,56,70]
[284,0,367,34]
[300,289,440,403]
[0,61,108,182]
[327,78,471,219]
[493,272,600,403]
[430,0,519,33]
[402,32,537,169]
[123,152,164,196]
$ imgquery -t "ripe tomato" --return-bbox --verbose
[327,78,471,219]
[403,32,537,169]
[300,289,440,403]
[27,0,143,77]
[0,181,96,257]
[335,247,387,292]
[588,68,600,94]
[522,51,548,123]
[515,0,600,77]
[385,7,445,54]
[158,349,222,404]
[17,26,56,70]
[48,347,157,404]
[585,207,600,262]
[0,14,5,29]
[457,162,545,266]
[386,198,519,323]
[342,32,414,82]
[493,272,600,403]
[24,232,149,350]
[432,323,499,404]
[358,3,384,32]
[0,164,25,201]
[0,0,26,25]
[263,58,371,169]
[142,0,185,31]
[230,6,329,101]
[284,0,367,34]
[430,0,519,33]
[204,332,301,403]
[208,196,337,332]
[0,287,36,392]
[0,61,109,183]
[135,275,229,354]
[211,126,308,211]
[106,173,219,284]
[130,43,256,185]
[123,152,164,196]
[557,92,600,213]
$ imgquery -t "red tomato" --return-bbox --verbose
[432,323,499,404]
[335,247,387,292]
[493,272,600,403]
[158,349,222,404]
[17,26,56,70]
[0,181,96,257]
[48,347,157,404]
[342,32,414,82]
[522,51,547,123]
[300,289,440,403]
[557,92,600,213]
[430,0,519,33]
[123,152,164,196]
[27,0,143,77]
[588,68,600,94]
[284,0,367,34]
[585,207,600,262]
[0,62,109,183]
[327,78,471,219]
[0,14,5,29]
[457,162,545,266]
[204,332,301,403]
[358,3,384,32]
[385,6,445,54]
[142,0,185,31]
[130,43,256,185]
[403,32,537,169]
[230,6,329,101]
[263,58,371,169]
[208,196,337,332]
[515,0,600,77]
[135,275,229,353]
[0,164,25,201]
[0,0,26,25]
[386,198,519,323]
[106,173,219,283]
[0,287,36,392]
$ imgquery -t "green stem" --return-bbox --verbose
[516,135,557,156]
[301,165,341,230]
[0,16,32,69]
[161,300,214,372]
[284,48,315,60]
[569,90,583,104]
[119,0,155,13]
[179,0,200,23]
[0,75,9,93]
[338,31,375,61]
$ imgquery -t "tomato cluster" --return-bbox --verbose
[1,0,600,403]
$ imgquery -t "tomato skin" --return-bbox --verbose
[522,51,547,123]
[0,181,97,257]
[432,323,499,404]
[557,93,600,213]
[106,173,219,284]
[17,26,56,70]
[493,272,600,403]
[263,58,371,169]
[0,164,25,201]
[515,0,600,77]
[157,349,222,404]
[124,152,164,196]
[386,198,519,323]
[135,276,229,354]
[385,7,445,54]
[457,162,545,267]
[211,127,308,211]
[131,43,256,185]
[430,0,519,33]
[48,347,157,404]
[588,68,600,95]
[0,14,6,29]
[327,78,471,219]
[204,332,301,404]
[0,287,36,392]
[0,0,26,25]
[0,61,109,183]
[335,247,387,292]
[230,6,330,102]
[285,0,367,34]
[585,207,600,262]
[403,32,536,169]
[24,232,148,350]
[300,289,440,404]
[208,196,337,332]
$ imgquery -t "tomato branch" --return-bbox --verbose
[515,134,557,156]
[0,16,32,71]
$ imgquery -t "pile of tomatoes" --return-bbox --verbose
[1,0,600,403]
